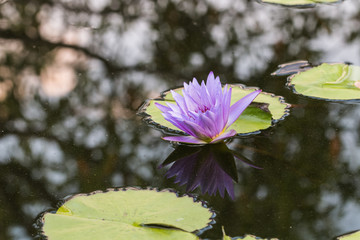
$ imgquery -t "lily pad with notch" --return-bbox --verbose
[39,188,215,240]
[138,85,290,137]
[276,61,360,101]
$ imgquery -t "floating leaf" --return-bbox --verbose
[222,226,232,240]
[234,235,279,240]
[286,63,360,100]
[271,60,312,76]
[138,85,289,136]
[258,0,342,8]
[40,188,214,240]
[222,227,279,240]
[337,230,360,240]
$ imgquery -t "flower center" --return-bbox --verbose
[196,105,209,113]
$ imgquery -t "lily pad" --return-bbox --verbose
[138,85,289,136]
[271,60,312,76]
[287,63,360,100]
[235,236,279,240]
[222,227,279,240]
[222,227,232,240]
[258,0,342,8]
[40,188,214,240]
[337,230,360,240]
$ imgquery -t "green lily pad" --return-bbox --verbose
[259,0,341,7]
[40,188,214,240]
[222,227,279,240]
[222,227,232,240]
[337,230,360,240]
[138,85,289,136]
[287,63,360,100]
[235,236,279,240]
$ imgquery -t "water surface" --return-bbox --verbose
[0,0,360,239]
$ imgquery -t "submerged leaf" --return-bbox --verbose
[40,188,214,240]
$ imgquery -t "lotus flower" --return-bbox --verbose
[155,72,261,144]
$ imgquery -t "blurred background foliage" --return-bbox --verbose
[0,0,360,239]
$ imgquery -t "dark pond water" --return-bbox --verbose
[1,0,360,239]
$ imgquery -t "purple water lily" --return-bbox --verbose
[155,72,261,144]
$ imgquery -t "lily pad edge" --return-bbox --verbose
[35,187,216,239]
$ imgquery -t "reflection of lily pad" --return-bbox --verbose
[40,188,214,240]
[287,63,360,100]
[337,230,360,240]
[138,85,289,136]
[258,0,341,7]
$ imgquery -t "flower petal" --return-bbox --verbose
[183,89,199,112]
[162,115,196,136]
[186,78,202,102]
[226,89,262,128]
[206,71,216,100]
[171,90,188,113]
[197,112,219,138]
[210,129,237,144]
[182,119,212,140]
[204,110,224,136]
[207,73,222,104]
[165,102,181,113]
[155,102,171,113]
[200,80,212,108]
[221,85,231,123]
[162,135,207,144]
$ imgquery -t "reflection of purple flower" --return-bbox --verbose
[162,144,236,200]
[155,72,261,144]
